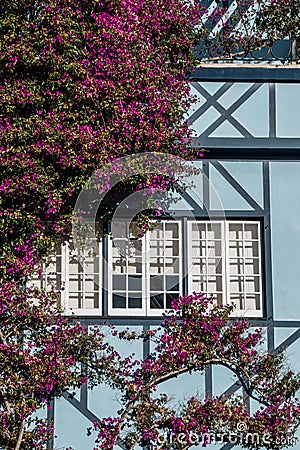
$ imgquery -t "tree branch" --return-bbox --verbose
[14,419,25,450]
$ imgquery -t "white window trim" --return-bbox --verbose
[30,240,102,316]
[108,220,182,317]
[187,220,263,318]
[63,242,102,316]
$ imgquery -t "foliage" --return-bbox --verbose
[92,294,300,449]
[0,282,110,450]
[0,0,201,448]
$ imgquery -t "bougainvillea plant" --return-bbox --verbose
[0,283,110,450]
[0,0,202,448]
[92,294,300,450]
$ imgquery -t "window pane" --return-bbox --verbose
[112,294,126,308]
[192,240,206,257]
[192,258,206,275]
[165,223,179,239]
[150,224,163,239]
[230,277,244,293]
[245,277,260,293]
[166,275,179,291]
[245,294,261,310]
[166,293,179,309]
[150,275,164,291]
[150,257,164,274]
[113,274,126,290]
[150,240,164,257]
[165,258,179,274]
[245,241,259,257]
[128,275,142,291]
[229,240,243,258]
[207,276,222,292]
[230,294,245,310]
[150,294,164,309]
[229,258,243,275]
[207,240,222,257]
[128,258,142,274]
[244,224,259,240]
[128,297,142,309]
[207,223,221,239]
[229,223,243,240]
[245,258,260,275]
[207,258,222,275]
[191,277,206,292]
[192,223,206,239]
[165,240,179,257]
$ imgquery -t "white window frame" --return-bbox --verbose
[29,240,102,316]
[187,220,263,318]
[108,220,182,316]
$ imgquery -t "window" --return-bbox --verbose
[30,220,263,317]
[108,221,182,316]
[188,221,262,317]
[30,238,102,316]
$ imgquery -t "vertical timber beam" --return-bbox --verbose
[47,399,55,450]
[203,161,210,214]
[205,366,213,398]
[269,83,276,138]
[182,217,189,296]
[102,234,109,317]
[263,161,274,352]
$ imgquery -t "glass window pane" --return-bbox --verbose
[113,274,126,290]
[128,275,142,291]
[229,223,243,240]
[112,294,126,308]
[166,275,179,291]
[230,294,245,310]
[244,224,259,240]
[166,293,179,309]
[191,277,206,292]
[128,297,142,309]
[230,277,244,294]
[245,277,260,293]
[165,240,179,257]
[150,240,164,257]
[150,294,164,309]
[192,240,206,257]
[192,223,206,239]
[207,276,222,292]
[192,258,206,275]
[150,275,164,291]
[165,223,179,239]
[150,257,164,274]
[150,224,163,239]
[207,259,222,275]
[245,258,260,275]
[207,240,222,257]
[128,258,142,274]
[207,223,221,239]
[165,258,179,274]
[229,240,243,258]
[245,241,259,257]
[229,258,243,275]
